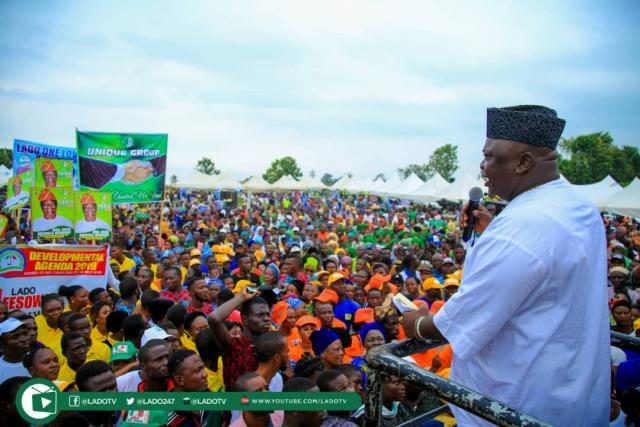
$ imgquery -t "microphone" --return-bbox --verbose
[462,187,484,242]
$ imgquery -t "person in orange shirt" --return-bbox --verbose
[288,316,319,365]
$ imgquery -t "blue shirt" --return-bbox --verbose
[333,298,359,331]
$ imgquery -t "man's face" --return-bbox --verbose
[137,269,154,289]
[12,181,21,195]
[112,246,123,261]
[65,337,89,366]
[441,262,454,275]
[43,298,64,325]
[191,280,209,302]
[70,317,92,341]
[367,290,382,308]
[282,258,297,275]
[43,171,57,187]
[82,203,97,221]
[454,247,465,261]
[609,272,627,288]
[480,138,522,201]
[164,269,182,291]
[206,257,218,271]
[245,303,271,335]
[315,302,334,327]
[331,279,346,297]
[175,354,208,391]
[84,371,117,392]
[277,339,290,370]
[383,315,400,340]
[41,200,57,219]
[1,325,30,355]
[431,254,443,270]
[179,254,190,268]
[142,344,170,380]
[239,256,252,274]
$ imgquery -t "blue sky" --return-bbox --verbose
[0,1,638,182]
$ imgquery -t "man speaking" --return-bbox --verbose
[402,105,609,425]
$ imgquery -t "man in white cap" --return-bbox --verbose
[0,318,30,383]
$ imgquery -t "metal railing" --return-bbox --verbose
[365,331,640,427]
[364,339,549,427]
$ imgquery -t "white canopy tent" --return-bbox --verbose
[330,176,351,191]
[270,175,303,191]
[434,173,486,202]
[297,176,327,191]
[599,177,640,217]
[367,176,386,193]
[344,177,373,194]
[371,174,402,196]
[385,173,424,198]
[570,175,623,206]
[179,171,224,189]
[242,175,273,192]
[406,174,451,203]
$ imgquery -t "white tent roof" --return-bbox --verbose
[571,175,623,205]
[406,174,451,203]
[0,165,11,186]
[344,177,373,193]
[435,173,486,202]
[297,176,327,191]
[371,174,402,196]
[210,171,242,190]
[331,176,351,191]
[179,171,224,189]
[385,173,424,198]
[242,175,273,192]
[599,177,640,217]
[270,175,303,191]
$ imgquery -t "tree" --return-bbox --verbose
[0,148,12,168]
[170,174,178,185]
[263,156,303,184]
[429,144,458,182]
[309,170,316,178]
[398,144,459,182]
[195,157,220,175]
[346,172,353,179]
[321,173,338,187]
[374,173,386,182]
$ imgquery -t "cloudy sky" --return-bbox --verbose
[0,1,638,182]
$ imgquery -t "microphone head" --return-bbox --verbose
[469,187,483,203]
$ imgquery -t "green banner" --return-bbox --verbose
[74,191,112,241]
[34,158,74,188]
[31,187,74,239]
[5,170,32,210]
[76,131,167,204]
[16,379,361,425]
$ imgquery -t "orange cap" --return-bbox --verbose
[443,278,460,288]
[354,308,374,324]
[368,273,390,290]
[295,315,320,328]
[41,160,57,173]
[271,300,289,326]
[328,272,346,286]
[38,189,56,202]
[80,193,96,205]
[314,288,339,305]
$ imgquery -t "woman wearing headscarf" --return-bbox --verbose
[310,328,344,369]
[350,322,386,386]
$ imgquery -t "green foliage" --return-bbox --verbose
[240,175,252,184]
[262,156,302,184]
[0,148,12,168]
[559,132,640,186]
[309,170,316,178]
[398,144,459,182]
[321,173,338,187]
[170,174,178,185]
[195,157,220,175]
[374,173,386,182]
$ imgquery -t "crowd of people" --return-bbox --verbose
[1,188,640,426]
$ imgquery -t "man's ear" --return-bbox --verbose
[516,152,535,174]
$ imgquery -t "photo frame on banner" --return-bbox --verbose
[74,191,112,241]
[13,139,79,190]
[5,170,32,210]
[31,187,74,240]
[76,131,168,204]
[34,158,74,188]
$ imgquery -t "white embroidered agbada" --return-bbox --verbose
[434,178,609,426]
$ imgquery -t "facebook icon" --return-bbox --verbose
[69,396,80,408]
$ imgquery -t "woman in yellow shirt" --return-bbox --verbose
[23,346,75,391]
[90,301,115,347]
[58,285,91,316]
[35,294,65,361]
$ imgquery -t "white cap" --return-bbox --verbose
[141,325,171,347]
[290,246,301,253]
[0,318,24,336]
